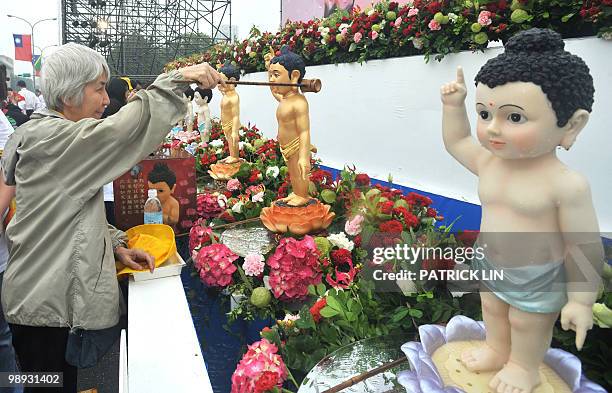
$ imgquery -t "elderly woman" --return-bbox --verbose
[1,43,221,392]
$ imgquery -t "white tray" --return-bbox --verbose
[131,252,186,282]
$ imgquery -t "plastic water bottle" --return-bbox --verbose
[144,189,163,224]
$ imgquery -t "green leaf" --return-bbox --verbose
[561,13,574,22]
[320,306,339,318]
[316,283,327,296]
[391,308,409,323]
[261,328,282,347]
[349,43,357,52]
[542,11,550,18]
[296,306,316,329]
[408,308,423,318]
[308,284,317,296]
[325,296,343,312]
[345,312,357,322]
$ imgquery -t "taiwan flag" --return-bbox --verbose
[13,34,32,62]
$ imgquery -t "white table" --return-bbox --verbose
[128,274,213,392]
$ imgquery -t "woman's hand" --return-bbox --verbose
[179,63,225,89]
[115,246,155,273]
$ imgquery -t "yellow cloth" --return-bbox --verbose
[116,224,176,276]
[279,136,316,162]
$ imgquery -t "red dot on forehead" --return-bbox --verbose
[488,102,494,107]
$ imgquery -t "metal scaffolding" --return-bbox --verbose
[60,0,232,80]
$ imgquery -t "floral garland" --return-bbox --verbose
[165,0,611,72]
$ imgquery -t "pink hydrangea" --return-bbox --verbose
[394,16,403,27]
[194,243,238,287]
[189,218,214,252]
[231,339,288,393]
[344,215,365,236]
[266,236,322,301]
[428,19,441,31]
[197,193,224,219]
[227,178,241,191]
[353,32,363,43]
[408,8,419,17]
[243,253,265,276]
[478,10,492,26]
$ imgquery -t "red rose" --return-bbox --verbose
[254,371,279,392]
[389,2,398,11]
[426,208,437,217]
[355,173,370,186]
[402,28,411,37]
[379,220,403,233]
[498,0,508,9]
[379,200,394,215]
[310,297,327,323]
[354,235,362,248]
[331,248,352,266]
[425,1,442,14]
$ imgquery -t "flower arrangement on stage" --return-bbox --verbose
[165,0,611,72]
[183,123,612,392]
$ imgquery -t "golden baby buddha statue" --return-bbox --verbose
[208,62,243,180]
[260,47,334,235]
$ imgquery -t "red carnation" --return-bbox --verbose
[380,220,403,233]
[331,248,352,266]
[406,192,432,207]
[355,173,370,186]
[254,371,279,392]
[426,207,437,217]
[379,200,394,215]
[310,297,327,323]
[354,234,362,248]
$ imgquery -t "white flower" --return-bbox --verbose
[217,194,228,208]
[603,31,612,41]
[263,275,271,290]
[252,191,264,203]
[367,8,375,16]
[231,201,244,214]
[327,232,354,252]
[266,166,280,179]
[321,38,327,45]
[245,46,252,54]
[210,139,224,148]
[283,313,300,323]
[448,13,458,23]
[339,23,350,31]
[239,141,245,150]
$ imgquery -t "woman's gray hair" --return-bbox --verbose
[41,43,110,111]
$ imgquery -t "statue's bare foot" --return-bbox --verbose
[279,193,310,207]
[460,344,507,372]
[489,361,540,393]
[221,156,240,164]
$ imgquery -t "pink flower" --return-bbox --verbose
[243,253,265,276]
[344,215,365,236]
[295,28,303,36]
[194,243,239,287]
[371,30,379,40]
[478,10,492,26]
[189,218,214,252]
[395,16,403,27]
[408,8,419,17]
[227,178,241,191]
[428,19,441,30]
[341,27,348,36]
[266,236,322,301]
[251,191,264,203]
[197,193,224,219]
[353,32,363,43]
[231,339,288,393]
